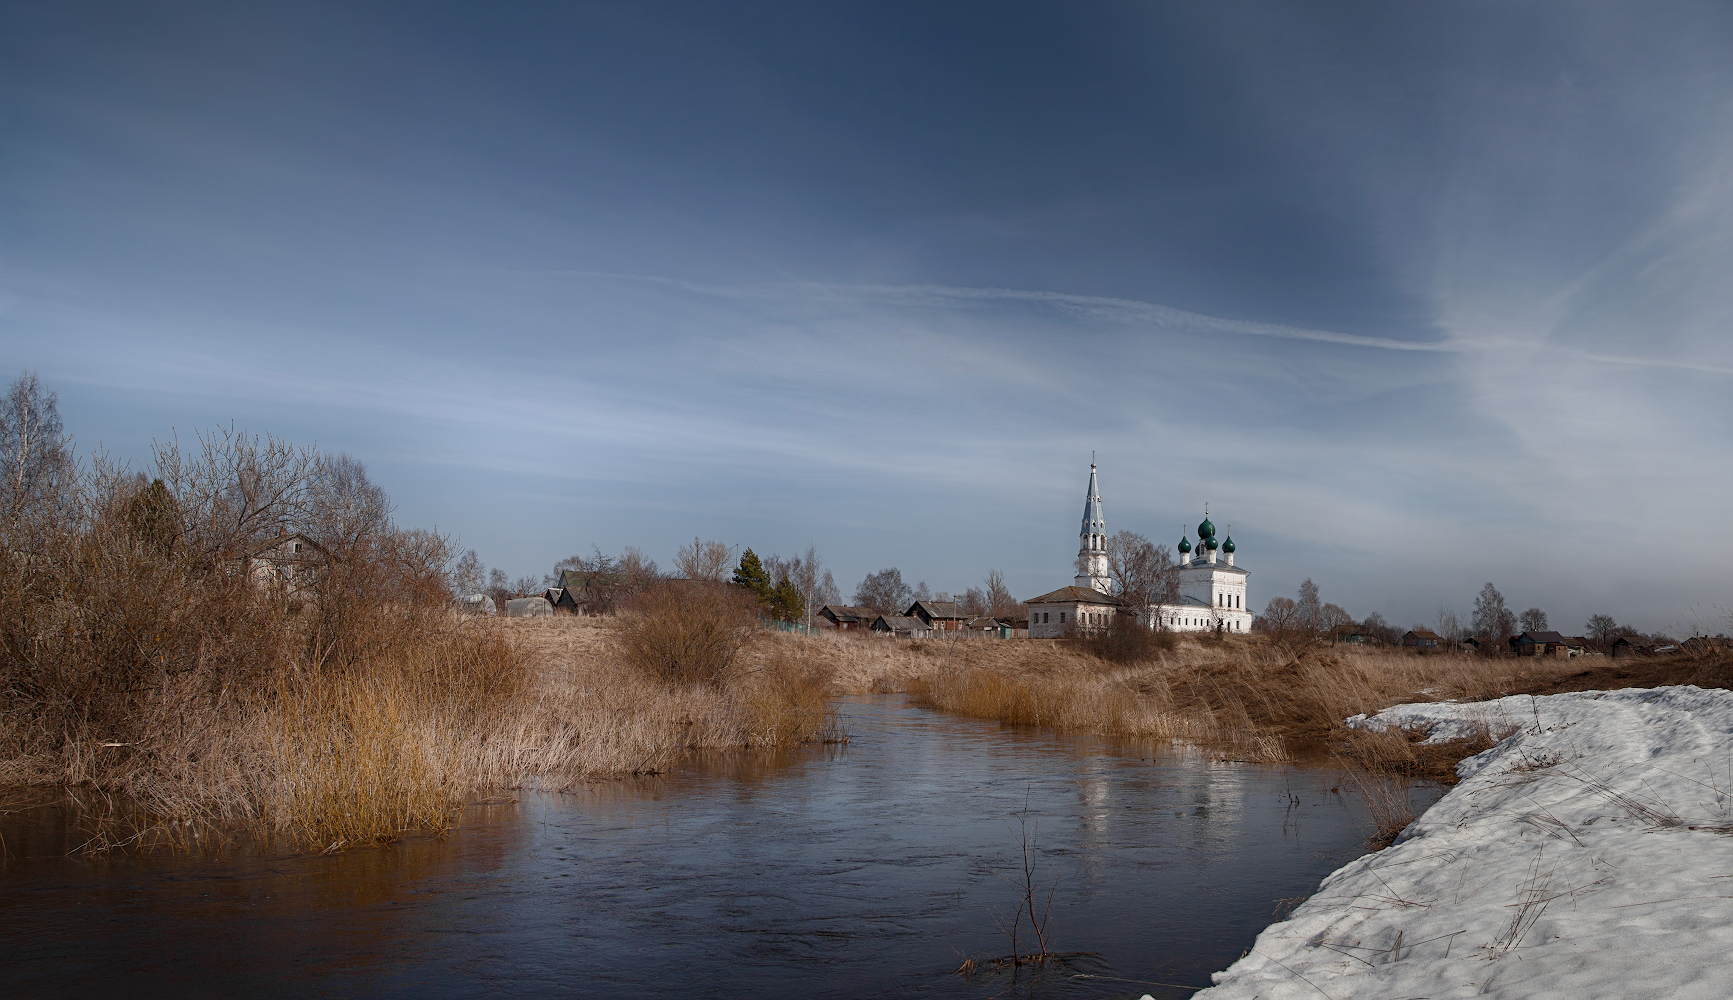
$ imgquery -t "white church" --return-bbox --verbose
[1025,462,1253,638]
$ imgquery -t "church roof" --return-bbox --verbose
[1026,585,1121,606]
[1151,594,1214,608]
[1180,559,1248,575]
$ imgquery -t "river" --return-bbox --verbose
[2,694,1433,998]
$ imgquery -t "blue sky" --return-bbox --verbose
[5,2,1731,633]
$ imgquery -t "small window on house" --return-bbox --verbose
[293,543,301,552]
[1059,612,1066,623]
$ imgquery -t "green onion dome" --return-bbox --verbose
[1222,534,1235,554]
[1177,535,1191,554]
[1204,534,1219,550]
[1197,515,1215,540]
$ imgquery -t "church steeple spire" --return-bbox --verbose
[1074,456,1110,593]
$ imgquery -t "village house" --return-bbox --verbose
[1509,631,1587,657]
[869,615,929,638]
[818,606,877,631]
[248,531,327,594]
[1682,636,1731,655]
[541,586,587,614]
[1402,629,1442,649]
[905,600,966,631]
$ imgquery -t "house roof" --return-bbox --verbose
[870,615,928,632]
[964,616,1001,629]
[820,605,876,622]
[1025,585,1121,607]
[906,600,964,620]
[250,532,327,560]
[1515,631,1570,644]
[1405,629,1442,640]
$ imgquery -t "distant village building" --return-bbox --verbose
[905,600,965,631]
[818,606,877,631]
[1510,631,1585,657]
[870,615,929,638]
[248,531,327,594]
[1026,586,1121,639]
[541,587,586,614]
[1682,636,1731,655]
[1402,629,1442,649]
[1025,461,1253,637]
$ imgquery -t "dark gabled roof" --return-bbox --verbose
[1404,629,1442,640]
[905,600,964,620]
[1025,586,1121,607]
[870,615,928,632]
[1514,631,1569,644]
[820,605,876,623]
[964,616,1001,629]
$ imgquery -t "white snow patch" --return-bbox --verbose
[1191,686,1733,1000]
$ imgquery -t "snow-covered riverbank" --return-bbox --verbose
[1192,686,1733,1000]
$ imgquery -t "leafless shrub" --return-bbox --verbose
[617,580,758,685]
[1075,613,1175,664]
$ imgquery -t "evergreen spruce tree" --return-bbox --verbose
[770,575,805,621]
[732,548,772,602]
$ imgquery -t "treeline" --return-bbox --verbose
[1256,578,1701,650]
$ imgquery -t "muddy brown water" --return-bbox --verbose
[2,695,1438,998]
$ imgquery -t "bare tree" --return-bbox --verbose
[1104,530,1178,619]
[1296,579,1322,635]
[154,426,319,564]
[1586,614,1619,647]
[305,453,392,555]
[1320,602,1354,644]
[983,569,1019,618]
[674,536,734,582]
[959,586,988,617]
[854,567,912,615]
[1260,596,1301,632]
[1359,611,1400,645]
[1435,607,1463,644]
[451,549,486,596]
[1519,607,1549,632]
[0,370,76,538]
[1472,582,1516,642]
[815,569,841,609]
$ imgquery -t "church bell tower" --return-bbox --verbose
[1074,459,1110,593]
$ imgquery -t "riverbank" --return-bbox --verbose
[1193,685,1733,999]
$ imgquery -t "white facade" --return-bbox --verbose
[1149,513,1252,634]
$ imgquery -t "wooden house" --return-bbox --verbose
[818,606,877,631]
[869,615,930,638]
[905,600,966,631]
[1401,629,1442,649]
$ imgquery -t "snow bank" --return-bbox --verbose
[1192,686,1733,1000]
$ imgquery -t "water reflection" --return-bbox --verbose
[3,695,1423,999]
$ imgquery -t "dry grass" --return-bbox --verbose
[749,630,1596,770]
